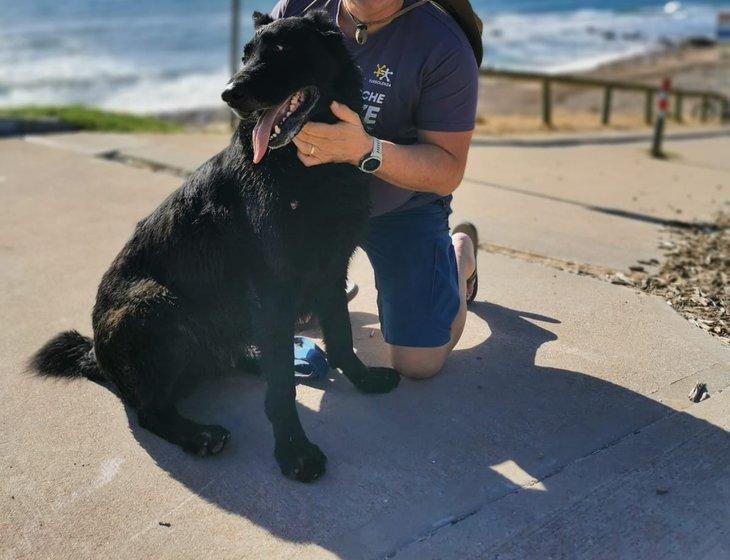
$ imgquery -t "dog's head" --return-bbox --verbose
[222,11,361,164]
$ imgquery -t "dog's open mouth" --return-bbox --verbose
[252,86,319,164]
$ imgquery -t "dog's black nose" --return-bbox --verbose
[221,83,240,104]
[221,90,230,103]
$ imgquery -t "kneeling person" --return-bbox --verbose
[273,0,480,378]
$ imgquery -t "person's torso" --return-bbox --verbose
[275,0,469,215]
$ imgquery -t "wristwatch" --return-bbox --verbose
[358,136,382,173]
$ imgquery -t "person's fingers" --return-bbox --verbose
[297,150,323,167]
[330,101,360,125]
[292,136,309,151]
[295,130,317,145]
[293,137,323,158]
[299,122,341,139]
[299,154,324,167]
[296,149,312,165]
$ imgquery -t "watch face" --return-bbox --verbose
[362,157,381,172]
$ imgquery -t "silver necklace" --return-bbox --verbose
[343,0,428,45]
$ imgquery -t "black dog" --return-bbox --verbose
[31,11,400,483]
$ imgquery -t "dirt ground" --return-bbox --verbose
[474,44,727,134]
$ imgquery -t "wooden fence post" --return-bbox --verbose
[645,90,654,125]
[542,79,552,127]
[602,87,613,125]
[652,78,671,159]
[674,93,683,122]
[700,95,710,122]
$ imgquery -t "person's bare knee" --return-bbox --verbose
[390,346,448,379]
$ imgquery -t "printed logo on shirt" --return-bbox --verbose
[368,63,393,88]
[373,64,393,83]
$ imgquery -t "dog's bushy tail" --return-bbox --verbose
[30,330,104,382]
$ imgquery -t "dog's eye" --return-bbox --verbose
[273,44,285,53]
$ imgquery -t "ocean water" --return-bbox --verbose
[0,0,727,113]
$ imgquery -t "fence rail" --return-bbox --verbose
[479,68,730,127]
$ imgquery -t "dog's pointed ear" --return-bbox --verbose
[252,11,274,29]
[304,10,340,37]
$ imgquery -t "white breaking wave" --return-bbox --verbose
[483,4,720,73]
[100,69,231,113]
[0,45,229,113]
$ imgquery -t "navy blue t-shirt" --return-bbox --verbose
[271,0,478,216]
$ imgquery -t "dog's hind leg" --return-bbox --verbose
[132,335,232,457]
[314,277,400,394]
[138,406,231,457]
[102,296,232,457]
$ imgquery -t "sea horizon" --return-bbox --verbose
[1,0,728,114]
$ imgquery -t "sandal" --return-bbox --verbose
[452,222,479,305]
[345,279,358,303]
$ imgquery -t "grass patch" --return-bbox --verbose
[0,105,182,133]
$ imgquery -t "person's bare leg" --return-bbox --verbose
[389,232,476,379]
[445,232,476,351]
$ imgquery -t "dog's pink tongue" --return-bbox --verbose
[252,107,279,164]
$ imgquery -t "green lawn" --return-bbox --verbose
[0,105,182,133]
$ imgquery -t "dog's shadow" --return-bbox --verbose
[126,301,719,558]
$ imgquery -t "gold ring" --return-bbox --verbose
[309,144,315,156]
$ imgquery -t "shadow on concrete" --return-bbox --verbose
[125,301,715,558]
[464,177,712,230]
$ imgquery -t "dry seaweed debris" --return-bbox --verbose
[628,212,729,343]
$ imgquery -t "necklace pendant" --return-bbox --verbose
[355,24,367,45]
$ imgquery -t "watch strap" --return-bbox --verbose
[358,136,382,172]
[371,137,382,160]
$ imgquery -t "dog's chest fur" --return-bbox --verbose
[239,147,370,292]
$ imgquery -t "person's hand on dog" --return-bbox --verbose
[293,101,372,167]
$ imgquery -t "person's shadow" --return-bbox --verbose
[126,301,722,559]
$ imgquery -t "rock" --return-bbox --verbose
[682,37,716,48]
[611,273,634,286]
[688,383,710,403]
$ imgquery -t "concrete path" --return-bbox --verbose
[26,128,730,270]
[1,130,729,560]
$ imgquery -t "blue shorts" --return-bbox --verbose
[362,201,460,348]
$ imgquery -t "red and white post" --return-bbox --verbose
[651,77,671,158]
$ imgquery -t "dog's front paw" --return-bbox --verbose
[276,440,327,483]
[353,367,401,394]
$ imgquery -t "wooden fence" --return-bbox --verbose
[480,68,730,127]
